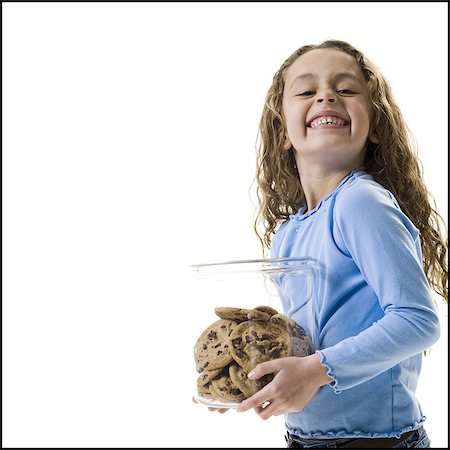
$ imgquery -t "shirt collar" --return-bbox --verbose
[289,166,366,221]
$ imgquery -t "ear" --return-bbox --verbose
[368,129,380,144]
[283,134,292,150]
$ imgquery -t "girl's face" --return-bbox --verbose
[282,48,378,169]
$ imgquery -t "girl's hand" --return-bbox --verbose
[235,354,333,420]
[192,396,229,414]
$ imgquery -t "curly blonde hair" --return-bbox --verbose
[254,39,448,302]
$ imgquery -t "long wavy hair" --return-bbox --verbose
[254,40,448,302]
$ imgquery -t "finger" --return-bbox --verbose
[192,396,198,404]
[248,360,280,381]
[255,402,268,416]
[207,406,229,413]
[236,390,270,413]
[255,401,279,420]
[254,404,266,415]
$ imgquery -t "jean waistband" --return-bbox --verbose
[287,428,417,448]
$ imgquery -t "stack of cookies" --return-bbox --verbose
[194,305,312,405]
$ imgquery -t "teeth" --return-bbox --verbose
[309,116,347,128]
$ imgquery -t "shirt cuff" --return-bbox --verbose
[316,349,342,394]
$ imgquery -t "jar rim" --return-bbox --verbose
[190,257,318,275]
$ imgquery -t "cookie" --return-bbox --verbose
[197,381,214,400]
[246,309,272,322]
[215,307,270,323]
[292,322,309,339]
[197,368,222,387]
[229,320,292,373]
[194,319,236,371]
[290,336,312,357]
[210,375,246,402]
[229,362,266,398]
[270,314,311,347]
[269,313,297,336]
[253,305,279,317]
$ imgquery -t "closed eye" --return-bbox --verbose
[337,89,355,95]
[297,91,315,96]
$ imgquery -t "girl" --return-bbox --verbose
[235,40,448,448]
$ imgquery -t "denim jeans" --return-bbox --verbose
[285,426,431,448]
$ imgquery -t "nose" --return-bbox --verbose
[317,90,336,104]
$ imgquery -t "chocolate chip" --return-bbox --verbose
[207,330,218,339]
[232,337,242,347]
[295,326,306,337]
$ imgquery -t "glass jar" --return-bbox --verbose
[191,257,318,409]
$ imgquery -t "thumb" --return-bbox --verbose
[248,359,281,381]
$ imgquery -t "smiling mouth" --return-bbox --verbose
[307,116,350,128]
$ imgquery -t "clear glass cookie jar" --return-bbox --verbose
[190,257,318,409]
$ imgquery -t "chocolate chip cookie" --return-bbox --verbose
[194,319,236,371]
[197,380,214,400]
[228,362,270,398]
[253,305,279,317]
[229,320,292,373]
[214,307,270,323]
[290,336,312,357]
[197,367,222,387]
[269,313,298,336]
[210,374,246,402]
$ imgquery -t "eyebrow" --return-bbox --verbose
[289,72,362,89]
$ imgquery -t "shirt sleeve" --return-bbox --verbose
[270,219,290,258]
[317,180,441,393]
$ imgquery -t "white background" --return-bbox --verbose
[3,2,447,448]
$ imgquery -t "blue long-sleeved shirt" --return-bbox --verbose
[270,167,441,438]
